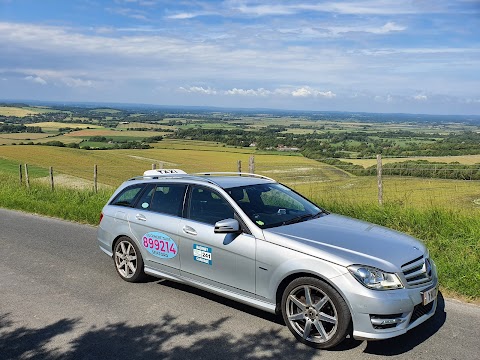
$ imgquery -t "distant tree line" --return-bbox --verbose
[170,128,480,158]
[0,124,43,133]
[321,159,480,180]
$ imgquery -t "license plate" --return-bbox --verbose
[422,286,438,305]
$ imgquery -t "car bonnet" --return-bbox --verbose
[262,213,427,273]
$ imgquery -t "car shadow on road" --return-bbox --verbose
[0,311,318,360]
[154,278,283,324]
[153,278,363,351]
[363,291,447,356]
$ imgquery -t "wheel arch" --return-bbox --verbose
[112,234,133,254]
[274,271,350,316]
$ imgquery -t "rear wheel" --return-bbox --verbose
[113,237,146,282]
[281,277,351,349]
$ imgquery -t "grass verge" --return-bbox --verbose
[0,173,478,301]
[314,197,480,301]
[0,174,110,224]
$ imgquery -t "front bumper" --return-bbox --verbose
[332,263,438,341]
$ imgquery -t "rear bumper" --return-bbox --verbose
[97,225,113,257]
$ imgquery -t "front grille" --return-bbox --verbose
[401,256,432,287]
[409,301,434,324]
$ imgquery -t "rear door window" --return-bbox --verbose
[187,186,235,225]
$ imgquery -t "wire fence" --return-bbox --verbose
[11,155,480,211]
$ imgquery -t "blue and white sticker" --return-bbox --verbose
[142,232,178,259]
[193,244,212,265]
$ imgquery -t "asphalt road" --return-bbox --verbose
[1,208,479,360]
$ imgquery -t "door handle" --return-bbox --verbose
[183,226,197,236]
[135,214,147,221]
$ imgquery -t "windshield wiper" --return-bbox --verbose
[282,211,323,226]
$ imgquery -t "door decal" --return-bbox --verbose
[193,244,212,265]
[142,232,178,259]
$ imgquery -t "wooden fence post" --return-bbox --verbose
[19,164,23,185]
[377,154,383,205]
[249,155,255,173]
[24,164,30,189]
[152,163,156,170]
[49,167,54,191]
[94,164,98,193]
[237,160,242,173]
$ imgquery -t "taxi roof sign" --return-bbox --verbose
[143,169,187,177]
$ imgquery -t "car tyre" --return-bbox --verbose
[281,277,351,349]
[113,236,146,282]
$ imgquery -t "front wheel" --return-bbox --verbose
[113,236,146,282]
[281,277,351,349]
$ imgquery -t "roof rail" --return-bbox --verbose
[194,172,275,182]
[127,174,218,185]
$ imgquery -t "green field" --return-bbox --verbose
[0,158,49,178]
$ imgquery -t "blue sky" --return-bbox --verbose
[0,0,479,114]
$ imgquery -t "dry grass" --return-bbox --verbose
[0,106,45,117]
[1,142,479,210]
[116,122,171,130]
[36,174,112,190]
[0,133,52,145]
[294,175,480,211]
[0,144,347,187]
[27,122,102,130]
[153,139,254,153]
[65,129,161,138]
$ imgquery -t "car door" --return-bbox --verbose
[178,185,256,294]
[128,183,187,277]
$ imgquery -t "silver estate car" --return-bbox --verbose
[97,169,438,349]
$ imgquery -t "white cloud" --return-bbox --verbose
[180,86,337,99]
[291,87,336,98]
[24,75,47,85]
[414,94,428,101]
[224,1,449,17]
[233,4,297,16]
[106,7,148,20]
[179,86,217,95]
[224,88,271,96]
[167,11,217,19]
[291,87,312,97]
[60,77,94,88]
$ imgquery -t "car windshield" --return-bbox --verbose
[225,183,326,229]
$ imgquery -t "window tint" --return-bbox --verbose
[188,187,234,225]
[227,183,322,229]
[135,184,156,209]
[110,184,146,207]
[136,184,186,217]
[260,187,305,211]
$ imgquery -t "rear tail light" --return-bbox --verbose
[99,212,104,223]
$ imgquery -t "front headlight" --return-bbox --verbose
[348,265,403,290]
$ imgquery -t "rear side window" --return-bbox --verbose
[110,184,146,207]
[136,184,187,217]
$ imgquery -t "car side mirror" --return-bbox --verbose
[214,218,241,233]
